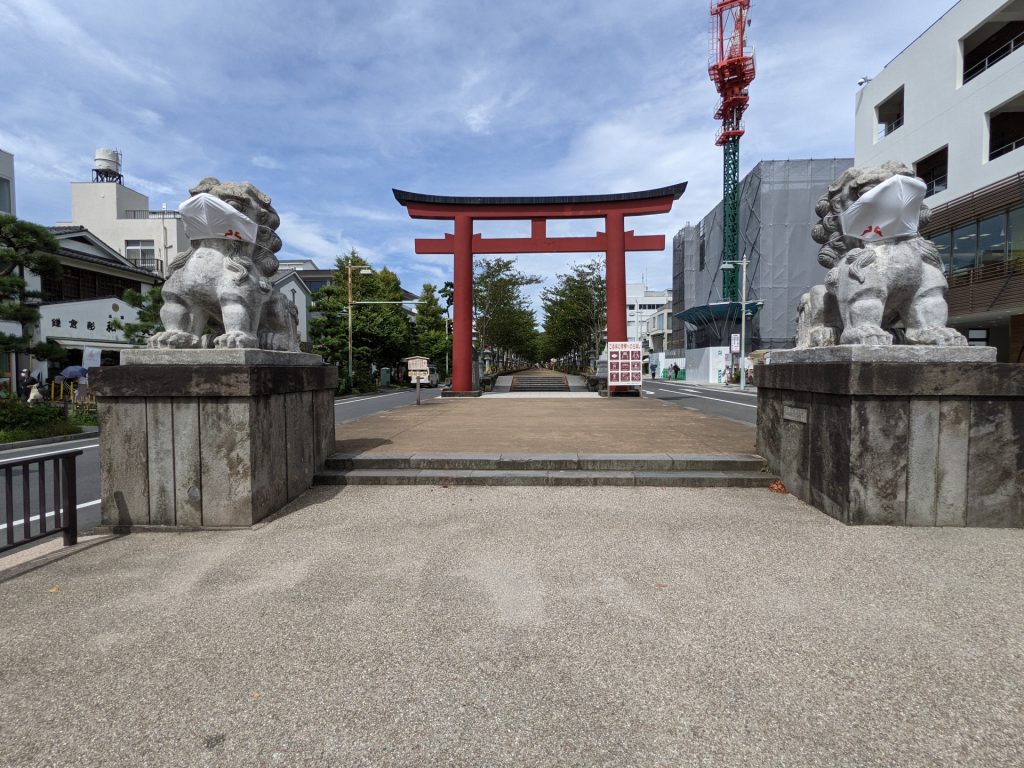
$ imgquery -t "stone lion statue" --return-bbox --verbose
[148,177,300,351]
[796,161,966,348]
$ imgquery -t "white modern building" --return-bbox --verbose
[0,148,15,216]
[625,282,670,347]
[62,149,187,277]
[855,0,1024,361]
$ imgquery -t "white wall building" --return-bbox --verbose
[625,282,670,348]
[0,148,15,217]
[854,0,1024,361]
[15,227,161,383]
[63,150,187,278]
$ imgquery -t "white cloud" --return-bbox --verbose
[251,155,283,170]
[1,0,959,311]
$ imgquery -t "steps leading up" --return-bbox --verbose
[314,452,774,488]
[510,373,570,392]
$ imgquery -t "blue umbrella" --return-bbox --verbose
[60,365,89,379]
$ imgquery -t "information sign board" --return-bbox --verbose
[731,333,741,353]
[606,341,643,386]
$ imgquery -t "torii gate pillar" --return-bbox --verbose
[395,184,687,394]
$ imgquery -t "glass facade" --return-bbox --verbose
[0,177,11,215]
[929,205,1023,275]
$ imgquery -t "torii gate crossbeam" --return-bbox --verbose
[394,183,686,394]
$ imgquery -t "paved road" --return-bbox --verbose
[641,379,758,424]
[334,385,444,423]
[0,386,444,545]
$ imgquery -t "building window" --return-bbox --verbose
[962,2,1024,84]
[966,329,989,347]
[915,146,948,197]
[0,177,10,215]
[876,87,904,139]
[952,222,978,274]
[125,239,156,271]
[978,212,1007,267]
[932,230,952,275]
[988,94,1024,160]
[1010,205,1024,263]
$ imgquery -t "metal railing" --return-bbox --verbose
[877,115,903,139]
[964,30,1024,83]
[128,258,164,274]
[948,255,1024,288]
[122,209,182,220]
[989,136,1024,161]
[924,174,948,197]
[1,448,81,553]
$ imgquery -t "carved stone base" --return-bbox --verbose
[755,357,1023,527]
[92,363,337,529]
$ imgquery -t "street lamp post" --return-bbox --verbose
[347,264,373,383]
[721,254,750,391]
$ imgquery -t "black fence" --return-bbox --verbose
[1,448,82,553]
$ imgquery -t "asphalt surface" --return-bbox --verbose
[643,380,758,425]
[2,485,1022,767]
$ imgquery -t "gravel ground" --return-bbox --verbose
[2,485,1022,767]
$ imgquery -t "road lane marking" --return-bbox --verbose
[1,443,99,461]
[0,498,101,530]
[650,386,757,409]
[334,390,434,406]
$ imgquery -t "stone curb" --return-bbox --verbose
[0,427,100,453]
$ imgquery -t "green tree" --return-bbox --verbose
[473,257,541,370]
[414,283,450,379]
[111,285,164,345]
[0,214,66,364]
[308,249,414,392]
[541,260,606,371]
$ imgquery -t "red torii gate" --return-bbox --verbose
[394,183,687,394]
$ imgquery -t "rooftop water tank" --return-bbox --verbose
[92,148,123,183]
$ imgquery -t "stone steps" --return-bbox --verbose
[314,452,774,488]
[510,374,570,392]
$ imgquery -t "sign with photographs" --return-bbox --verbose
[607,341,643,386]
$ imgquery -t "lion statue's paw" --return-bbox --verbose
[905,327,968,346]
[213,331,260,349]
[840,325,892,346]
[149,330,201,349]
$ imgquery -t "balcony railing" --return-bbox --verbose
[948,255,1024,288]
[122,209,181,220]
[923,174,948,197]
[964,29,1024,83]
[128,258,165,274]
[989,135,1024,161]
[877,115,903,139]
[1,448,81,553]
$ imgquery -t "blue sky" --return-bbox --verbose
[1,0,955,307]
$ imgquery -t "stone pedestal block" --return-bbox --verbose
[755,351,1023,527]
[92,356,337,529]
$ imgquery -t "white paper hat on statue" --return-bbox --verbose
[179,192,258,244]
[839,174,927,242]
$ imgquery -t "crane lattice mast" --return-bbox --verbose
[709,0,755,301]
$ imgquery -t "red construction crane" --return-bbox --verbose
[708,0,755,301]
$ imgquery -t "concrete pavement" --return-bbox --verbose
[2,484,1023,766]
[334,395,756,455]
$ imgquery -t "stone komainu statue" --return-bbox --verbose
[148,177,300,351]
[796,161,966,348]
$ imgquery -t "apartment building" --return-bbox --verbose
[63,149,187,277]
